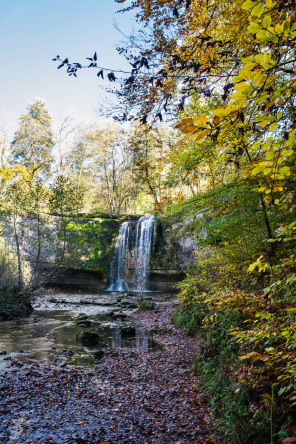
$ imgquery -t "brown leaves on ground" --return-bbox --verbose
[0,307,222,443]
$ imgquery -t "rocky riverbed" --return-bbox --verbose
[0,292,221,443]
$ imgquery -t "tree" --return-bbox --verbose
[129,123,176,209]
[67,123,140,214]
[11,99,54,182]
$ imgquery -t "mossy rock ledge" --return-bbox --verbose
[75,330,99,344]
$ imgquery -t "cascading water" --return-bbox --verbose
[106,221,131,292]
[106,215,154,292]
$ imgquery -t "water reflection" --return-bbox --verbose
[0,310,158,370]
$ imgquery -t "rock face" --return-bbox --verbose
[149,216,203,288]
[46,268,106,291]
[0,213,134,291]
[175,235,200,268]
[1,213,199,292]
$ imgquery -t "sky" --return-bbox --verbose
[0,0,137,136]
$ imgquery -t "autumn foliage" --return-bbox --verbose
[114,0,296,441]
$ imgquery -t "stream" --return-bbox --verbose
[0,290,174,370]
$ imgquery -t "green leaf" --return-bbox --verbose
[279,166,290,176]
[262,15,271,28]
[242,0,258,10]
[256,30,272,43]
[233,75,244,83]
[248,22,262,33]
[283,20,290,33]
[251,3,265,17]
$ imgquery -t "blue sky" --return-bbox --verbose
[0,0,136,130]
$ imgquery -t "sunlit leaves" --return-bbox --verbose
[262,15,272,28]
[251,3,265,18]
[181,125,198,134]
[268,122,277,132]
[195,116,207,126]
[248,22,262,33]
[242,0,258,10]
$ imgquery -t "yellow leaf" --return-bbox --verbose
[279,166,290,176]
[285,149,294,157]
[268,122,277,131]
[256,30,272,43]
[266,0,273,8]
[251,3,265,17]
[212,116,220,126]
[213,108,226,118]
[252,140,262,149]
[233,75,243,83]
[277,111,283,120]
[240,352,257,359]
[252,166,261,175]
[239,64,256,80]
[259,120,270,128]
[262,143,271,150]
[274,199,279,204]
[248,22,262,33]
[175,117,193,128]
[232,91,247,101]
[275,23,283,34]
[278,98,285,105]
[262,15,272,28]
[235,81,249,91]
[195,130,211,141]
[266,149,274,160]
[235,82,253,94]
[180,125,198,134]
[242,0,257,10]
[263,167,271,175]
[273,186,283,192]
[195,116,208,126]
[264,99,276,110]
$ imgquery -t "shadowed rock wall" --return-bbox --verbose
[1,213,196,292]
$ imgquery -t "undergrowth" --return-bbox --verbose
[171,226,296,443]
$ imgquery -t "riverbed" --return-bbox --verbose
[0,290,173,370]
[0,290,220,443]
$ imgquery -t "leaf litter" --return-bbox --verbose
[0,306,222,443]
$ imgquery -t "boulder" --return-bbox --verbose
[75,331,99,344]
[77,313,88,320]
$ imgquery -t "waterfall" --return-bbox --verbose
[106,221,130,292]
[106,215,154,292]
